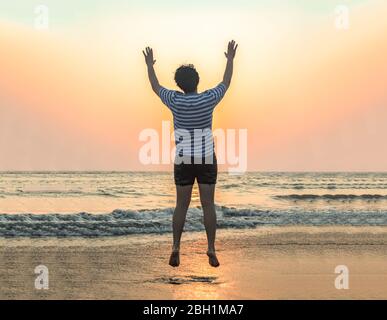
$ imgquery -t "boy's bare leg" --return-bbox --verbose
[169,184,193,267]
[198,183,219,267]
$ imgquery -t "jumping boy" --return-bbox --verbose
[143,40,238,267]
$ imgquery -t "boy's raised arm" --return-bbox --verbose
[143,47,161,95]
[222,40,238,90]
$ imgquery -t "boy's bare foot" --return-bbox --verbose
[169,250,180,267]
[207,251,220,267]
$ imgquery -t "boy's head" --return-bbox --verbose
[174,64,199,94]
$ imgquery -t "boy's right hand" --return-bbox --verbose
[224,40,238,60]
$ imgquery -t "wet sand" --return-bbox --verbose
[0,226,387,299]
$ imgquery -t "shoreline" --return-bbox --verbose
[1,225,387,245]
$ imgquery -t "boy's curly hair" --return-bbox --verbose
[174,64,199,94]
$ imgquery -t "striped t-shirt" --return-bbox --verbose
[159,83,227,158]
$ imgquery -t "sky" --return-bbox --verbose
[0,0,386,171]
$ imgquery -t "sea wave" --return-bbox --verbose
[250,183,387,190]
[0,206,386,237]
[2,184,387,199]
[0,189,124,198]
[274,194,387,201]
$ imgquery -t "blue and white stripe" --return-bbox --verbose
[159,83,227,157]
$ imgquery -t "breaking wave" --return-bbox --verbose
[274,194,387,201]
[0,206,386,237]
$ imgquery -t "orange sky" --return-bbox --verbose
[0,1,386,171]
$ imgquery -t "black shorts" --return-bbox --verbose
[174,154,218,186]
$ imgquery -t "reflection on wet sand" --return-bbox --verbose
[0,227,387,299]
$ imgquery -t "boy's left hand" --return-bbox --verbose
[143,47,156,66]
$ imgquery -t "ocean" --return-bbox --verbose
[0,172,386,237]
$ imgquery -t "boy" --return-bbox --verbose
[143,40,238,267]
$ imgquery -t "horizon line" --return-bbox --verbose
[1,170,386,174]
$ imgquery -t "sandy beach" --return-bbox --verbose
[1,226,386,300]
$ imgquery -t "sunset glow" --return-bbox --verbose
[0,0,386,171]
